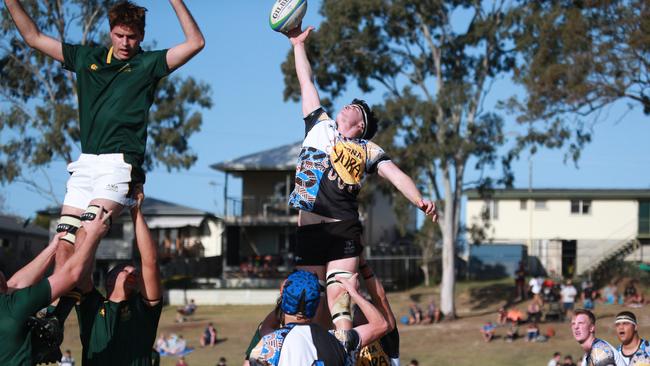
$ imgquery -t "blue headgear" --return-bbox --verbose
[281,270,320,319]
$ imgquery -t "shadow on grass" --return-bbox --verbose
[469,283,515,311]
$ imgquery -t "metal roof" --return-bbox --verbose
[465,188,650,200]
[210,141,300,173]
[0,215,49,236]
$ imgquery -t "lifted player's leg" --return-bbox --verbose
[325,257,358,331]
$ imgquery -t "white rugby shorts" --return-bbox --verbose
[63,153,135,209]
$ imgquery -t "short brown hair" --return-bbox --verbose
[108,1,147,36]
[574,308,596,325]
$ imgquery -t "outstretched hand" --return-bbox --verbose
[418,199,438,223]
[130,184,145,217]
[81,205,112,239]
[286,24,314,46]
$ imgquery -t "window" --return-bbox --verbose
[485,200,499,220]
[520,199,527,210]
[571,200,591,215]
[534,200,547,209]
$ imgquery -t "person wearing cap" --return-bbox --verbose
[614,311,650,365]
[0,208,111,365]
[570,308,624,366]
[249,270,388,366]
[75,189,162,365]
[283,24,438,331]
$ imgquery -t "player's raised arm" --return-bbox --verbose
[6,233,65,292]
[286,26,321,117]
[131,189,162,306]
[165,0,205,71]
[378,161,438,222]
[4,0,64,62]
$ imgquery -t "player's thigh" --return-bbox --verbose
[91,154,135,209]
[63,158,94,211]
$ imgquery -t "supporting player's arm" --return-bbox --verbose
[378,161,438,222]
[165,0,205,71]
[359,255,396,332]
[132,190,162,306]
[5,232,65,292]
[4,0,64,62]
[48,207,111,301]
[337,273,388,348]
[286,26,321,117]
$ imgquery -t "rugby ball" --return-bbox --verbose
[269,0,307,33]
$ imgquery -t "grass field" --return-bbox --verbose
[53,279,649,366]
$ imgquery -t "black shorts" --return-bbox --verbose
[294,219,364,266]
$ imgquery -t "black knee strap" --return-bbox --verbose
[80,205,112,226]
[57,215,81,244]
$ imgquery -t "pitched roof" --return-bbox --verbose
[38,197,218,218]
[0,215,49,237]
[465,188,650,200]
[210,141,300,173]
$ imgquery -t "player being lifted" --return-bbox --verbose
[4,0,204,356]
[285,24,438,330]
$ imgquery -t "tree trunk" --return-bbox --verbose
[440,169,456,319]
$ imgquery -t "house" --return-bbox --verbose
[0,214,49,277]
[38,198,224,282]
[211,141,418,283]
[466,189,650,277]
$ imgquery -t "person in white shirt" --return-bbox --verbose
[548,352,562,366]
[58,349,75,366]
[562,280,578,318]
[571,309,624,366]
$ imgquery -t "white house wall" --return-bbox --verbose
[467,199,638,241]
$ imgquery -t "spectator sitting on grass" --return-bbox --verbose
[176,299,197,323]
[601,282,618,305]
[624,281,645,307]
[506,307,524,324]
[408,302,423,325]
[497,306,508,325]
[505,321,519,342]
[481,321,496,342]
[526,322,540,342]
[200,322,217,348]
[424,298,441,324]
[527,299,542,323]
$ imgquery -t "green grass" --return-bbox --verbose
[51,282,648,366]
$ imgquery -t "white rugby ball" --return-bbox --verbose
[269,0,307,33]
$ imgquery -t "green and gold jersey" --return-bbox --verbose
[76,288,162,366]
[62,44,170,183]
[0,279,51,366]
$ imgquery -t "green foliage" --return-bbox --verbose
[0,0,211,184]
[508,0,648,161]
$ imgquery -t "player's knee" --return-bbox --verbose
[56,215,81,244]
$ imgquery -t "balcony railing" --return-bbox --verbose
[226,195,296,218]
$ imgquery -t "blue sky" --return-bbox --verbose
[2,1,650,219]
